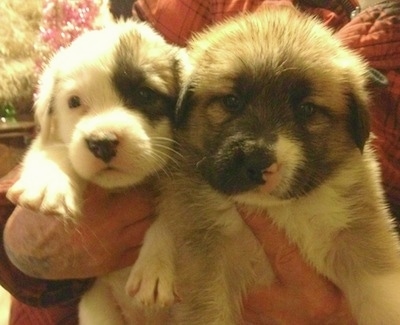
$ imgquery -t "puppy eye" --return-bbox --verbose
[299,102,316,117]
[136,87,158,105]
[68,95,81,109]
[222,95,243,112]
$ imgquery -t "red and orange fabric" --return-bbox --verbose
[336,1,400,215]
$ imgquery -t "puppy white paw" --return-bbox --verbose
[7,170,82,218]
[126,259,178,308]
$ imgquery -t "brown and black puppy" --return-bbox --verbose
[127,7,400,325]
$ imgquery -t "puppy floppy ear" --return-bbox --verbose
[347,90,370,153]
[34,64,57,144]
[174,49,195,129]
[175,81,194,128]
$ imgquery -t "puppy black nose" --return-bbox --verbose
[241,150,274,184]
[86,135,119,163]
[203,145,277,195]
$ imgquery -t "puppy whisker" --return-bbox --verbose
[151,141,182,166]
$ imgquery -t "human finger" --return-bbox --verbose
[237,205,295,276]
[4,185,155,279]
[81,183,155,224]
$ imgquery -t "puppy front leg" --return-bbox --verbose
[125,217,178,307]
[327,226,400,325]
[342,272,400,325]
[172,251,243,325]
[80,279,126,325]
[173,219,268,325]
[7,141,85,218]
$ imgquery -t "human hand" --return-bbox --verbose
[238,207,357,325]
[4,184,154,280]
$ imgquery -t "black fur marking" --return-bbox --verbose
[347,93,370,152]
[112,34,176,122]
[175,81,197,129]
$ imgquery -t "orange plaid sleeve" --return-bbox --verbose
[134,0,278,46]
[336,1,400,217]
[133,0,360,46]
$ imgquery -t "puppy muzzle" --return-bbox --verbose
[201,144,278,195]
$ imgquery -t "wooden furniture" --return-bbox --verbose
[0,121,35,177]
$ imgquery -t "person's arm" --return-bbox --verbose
[239,207,357,325]
[0,167,92,307]
[4,184,154,280]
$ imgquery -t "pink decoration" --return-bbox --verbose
[35,0,103,72]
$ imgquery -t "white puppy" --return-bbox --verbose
[7,20,183,324]
[126,7,400,325]
[7,21,180,217]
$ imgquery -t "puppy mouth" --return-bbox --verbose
[93,164,123,176]
[90,164,138,189]
[258,163,282,194]
[101,165,119,173]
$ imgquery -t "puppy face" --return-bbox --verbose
[35,21,181,188]
[176,7,370,203]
